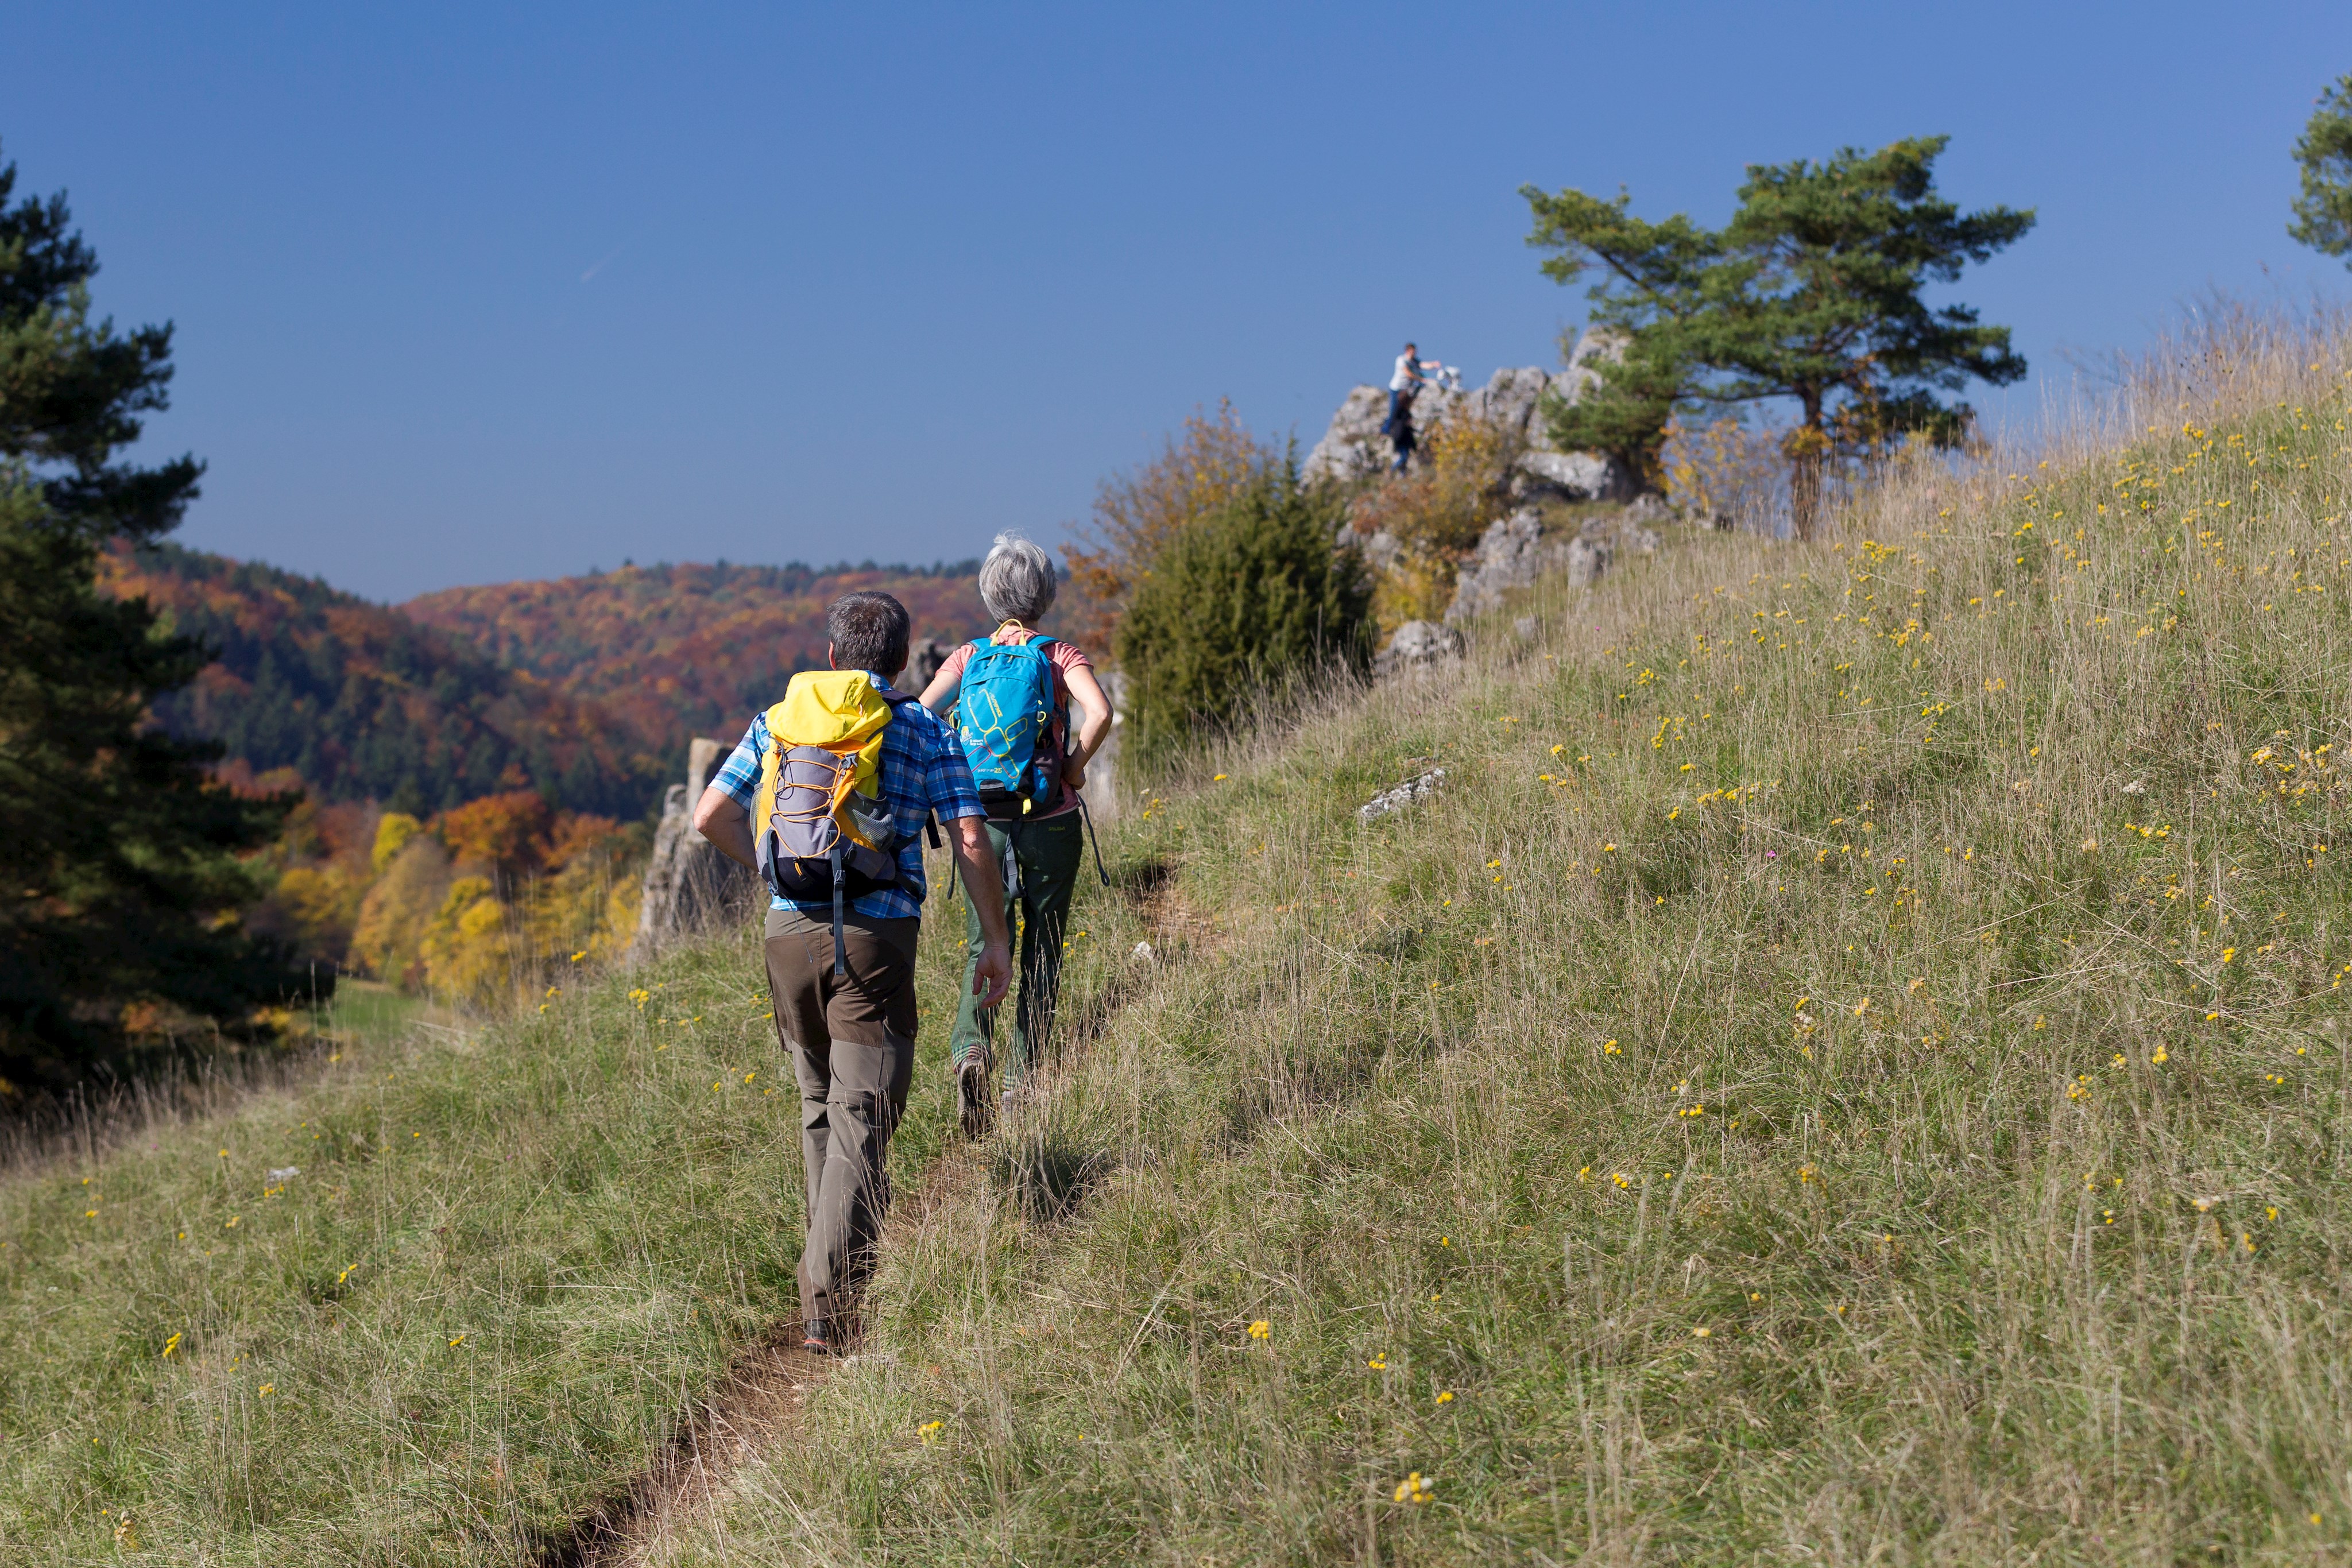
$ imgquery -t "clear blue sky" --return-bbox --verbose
[11,2,2347,601]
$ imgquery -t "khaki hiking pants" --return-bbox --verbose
[764,907,918,1326]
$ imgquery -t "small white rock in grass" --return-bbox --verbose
[265,1167,300,1182]
[1357,768,1447,824]
[1132,941,1156,963]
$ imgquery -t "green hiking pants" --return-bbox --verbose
[951,811,1083,1087]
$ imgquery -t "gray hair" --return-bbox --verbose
[977,531,1059,624]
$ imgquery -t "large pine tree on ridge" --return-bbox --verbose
[0,142,301,1089]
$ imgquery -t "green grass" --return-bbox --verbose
[635,324,2352,1564]
[0,885,1160,1565]
[318,978,433,1047]
[9,314,2352,1566]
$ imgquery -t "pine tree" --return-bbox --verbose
[0,143,296,1089]
[2290,74,2352,265]
[1524,136,2033,537]
[1115,464,1371,760]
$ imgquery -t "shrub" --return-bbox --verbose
[1115,465,1371,761]
[1346,412,1522,627]
[1064,400,1281,655]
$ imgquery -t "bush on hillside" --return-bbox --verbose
[1064,401,1281,655]
[1115,465,1371,761]
[1344,412,1522,628]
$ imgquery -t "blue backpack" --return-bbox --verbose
[955,636,1063,820]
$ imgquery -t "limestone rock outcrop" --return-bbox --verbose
[1370,619,1465,678]
[629,738,757,963]
[1442,506,1665,625]
[1303,329,1636,502]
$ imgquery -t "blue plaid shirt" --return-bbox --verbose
[711,673,984,921]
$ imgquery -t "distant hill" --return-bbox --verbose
[103,544,666,818]
[100,546,989,819]
[403,560,988,753]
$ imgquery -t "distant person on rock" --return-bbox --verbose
[694,590,1012,1356]
[1382,390,1419,474]
[1388,340,1441,425]
[1387,340,1442,473]
[919,532,1114,1137]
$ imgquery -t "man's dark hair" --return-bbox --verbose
[827,590,912,677]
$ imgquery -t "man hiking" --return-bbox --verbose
[694,590,1012,1354]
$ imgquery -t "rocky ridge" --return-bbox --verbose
[1303,328,1634,504]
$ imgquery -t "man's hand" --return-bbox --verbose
[1060,757,1088,793]
[971,940,1012,1010]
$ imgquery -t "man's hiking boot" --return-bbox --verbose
[957,1059,991,1139]
[802,1317,833,1354]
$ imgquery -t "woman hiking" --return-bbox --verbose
[919,532,1115,1136]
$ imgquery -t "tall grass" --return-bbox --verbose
[644,309,2352,1565]
[0,868,1168,1564]
[5,305,2347,1566]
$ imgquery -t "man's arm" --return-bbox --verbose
[693,787,757,869]
[952,814,1013,1009]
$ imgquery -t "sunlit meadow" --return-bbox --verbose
[5,308,2350,1566]
[653,311,2352,1566]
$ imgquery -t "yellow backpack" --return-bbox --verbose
[753,671,920,973]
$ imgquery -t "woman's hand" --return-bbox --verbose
[1060,757,1088,793]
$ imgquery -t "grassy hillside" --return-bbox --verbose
[649,328,2352,1563]
[102,544,665,819]
[401,561,988,754]
[12,318,2350,1565]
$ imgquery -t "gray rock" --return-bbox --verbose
[1357,767,1447,823]
[1510,448,1628,502]
[910,637,959,690]
[1304,359,1625,491]
[1564,532,1612,589]
[1335,517,1403,575]
[1371,619,1464,678]
[1447,507,1554,624]
[629,738,757,963]
[1512,615,1539,642]
[1303,386,1395,484]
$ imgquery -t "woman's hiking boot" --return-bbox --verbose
[957,1058,992,1139]
[802,1317,834,1355]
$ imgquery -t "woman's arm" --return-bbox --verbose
[916,651,964,716]
[1061,662,1115,785]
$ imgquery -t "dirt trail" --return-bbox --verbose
[535,863,1204,1566]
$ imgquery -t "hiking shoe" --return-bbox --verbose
[957,1059,992,1139]
[802,1317,832,1354]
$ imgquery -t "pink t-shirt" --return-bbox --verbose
[937,632,1096,817]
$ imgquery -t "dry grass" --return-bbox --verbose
[6,306,2350,1566]
[641,309,2352,1565]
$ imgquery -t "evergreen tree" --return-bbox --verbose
[1115,463,1371,760]
[0,143,296,1088]
[2290,73,2352,265]
[1524,136,2033,537]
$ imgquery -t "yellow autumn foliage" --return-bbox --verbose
[346,837,454,987]
[371,811,425,873]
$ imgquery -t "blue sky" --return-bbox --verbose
[11,2,2347,601]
